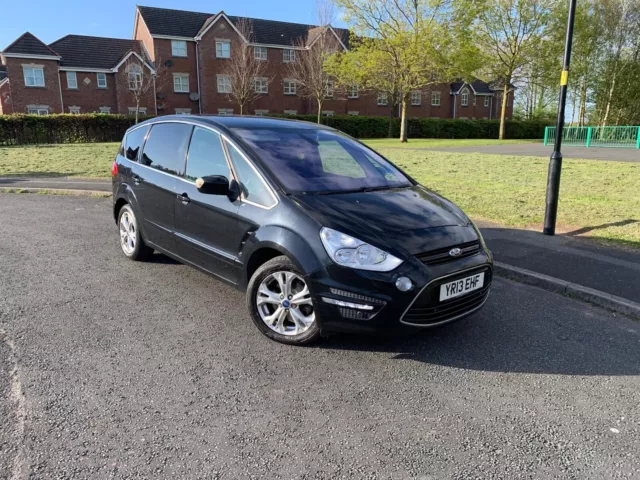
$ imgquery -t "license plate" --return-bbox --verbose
[439,272,485,301]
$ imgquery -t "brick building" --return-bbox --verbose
[0,5,514,119]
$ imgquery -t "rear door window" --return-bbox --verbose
[140,123,193,176]
[123,125,149,161]
[185,127,231,182]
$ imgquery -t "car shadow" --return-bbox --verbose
[313,284,640,377]
[146,252,181,265]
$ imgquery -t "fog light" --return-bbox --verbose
[395,276,413,292]
[321,297,374,310]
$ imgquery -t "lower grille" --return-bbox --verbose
[401,267,491,326]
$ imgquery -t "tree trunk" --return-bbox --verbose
[578,76,587,126]
[499,83,509,140]
[570,91,577,126]
[601,70,616,126]
[317,100,322,124]
[399,97,408,142]
[240,103,244,115]
[135,99,140,124]
[387,104,394,138]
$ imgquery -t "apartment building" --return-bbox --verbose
[0,5,514,119]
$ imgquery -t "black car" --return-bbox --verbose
[112,115,492,345]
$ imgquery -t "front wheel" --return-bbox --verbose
[247,256,321,345]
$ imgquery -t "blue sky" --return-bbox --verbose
[1,0,345,49]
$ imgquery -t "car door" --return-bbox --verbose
[131,122,193,254]
[174,126,243,283]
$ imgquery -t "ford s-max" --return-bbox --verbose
[112,116,492,345]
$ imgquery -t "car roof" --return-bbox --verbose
[139,115,334,132]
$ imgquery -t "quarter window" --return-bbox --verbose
[254,46,267,61]
[171,40,188,57]
[225,140,276,208]
[217,75,232,93]
[173,74,189,93]
[23,67,44,87]
[283,49,295,63]
[66,71,78,89]
[123,125,149,161]
[140,123,193,176]
[185,127,230,182]
[97,73,107,88]
[283,80,296,95]
[216,40,231,58]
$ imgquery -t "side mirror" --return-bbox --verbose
[195,175,229,195]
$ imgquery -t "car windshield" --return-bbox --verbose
[231,128,412,194]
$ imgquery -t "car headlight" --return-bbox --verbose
[320,227,403,272]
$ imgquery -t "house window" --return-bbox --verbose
[254,77,268,94]
[128,107,147,115]
[377,92,388,106]
[175,108,192,114]
[218,108,233,115]
[348,85,359,99]
[27,105,48,115]
[461,89,469,107]
[484,96,490,107]
[99,106,111,114]
[23,67,44,87]
[283,79,296,95]
[348,111,359,116]
[66,71,78,89]
[284,109,297,115]
[431,91,441,106]
[411,90,421,106]
[325,79,334,98]
[173,74,189,93]
[283,49,295,63]
[217,75,232,93]
[254,46,267,61]
[128,64,143,90]
[255,109,269,116]
[96,73,107,88]
[171,40,188,57]
[216,40,231,58]
[322,110,334,117]
[68,106,81,114]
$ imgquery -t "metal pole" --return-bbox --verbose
[543,0,577,235]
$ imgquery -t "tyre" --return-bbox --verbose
[117,204,153,261]
[247,256,321,345]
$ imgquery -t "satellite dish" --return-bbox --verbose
[189,92,200,101]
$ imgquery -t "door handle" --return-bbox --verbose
[132,173,143,185]
[177,193,190,204]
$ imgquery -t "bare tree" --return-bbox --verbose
[285,2,341,123]
[124,56,156,124]
[220,19,271,115]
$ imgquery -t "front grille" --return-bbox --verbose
[401,267,491,326]
[417,241,481,266]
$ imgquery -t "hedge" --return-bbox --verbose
[0,113,546,145]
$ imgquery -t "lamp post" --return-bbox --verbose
[543,0,577,235]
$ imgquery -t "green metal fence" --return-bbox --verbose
[544,126,640,148]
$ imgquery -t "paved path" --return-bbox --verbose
[1,193,639,478]
[0,176,112,192]
[412,143,640,162]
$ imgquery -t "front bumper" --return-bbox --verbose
[307,248,493,335]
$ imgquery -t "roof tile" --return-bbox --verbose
[2,32,60,57]
[49,35,148,69]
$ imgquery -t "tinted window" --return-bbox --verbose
[140,123,193,176]
[231,128,411,193]
[185,127,230,181]
[123,125,149,161]
[225,141,276,208]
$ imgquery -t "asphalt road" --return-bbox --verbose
[1,193,639,479]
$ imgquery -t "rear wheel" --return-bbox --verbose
[118,204,153,261]
[247,256,321,345]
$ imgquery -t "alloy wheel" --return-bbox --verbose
[119,211,136,255]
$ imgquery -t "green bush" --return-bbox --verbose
[0,113,547,145]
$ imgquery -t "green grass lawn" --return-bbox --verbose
[363,138,538,148]
[0,143,119,178]
[1,141,638,247]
